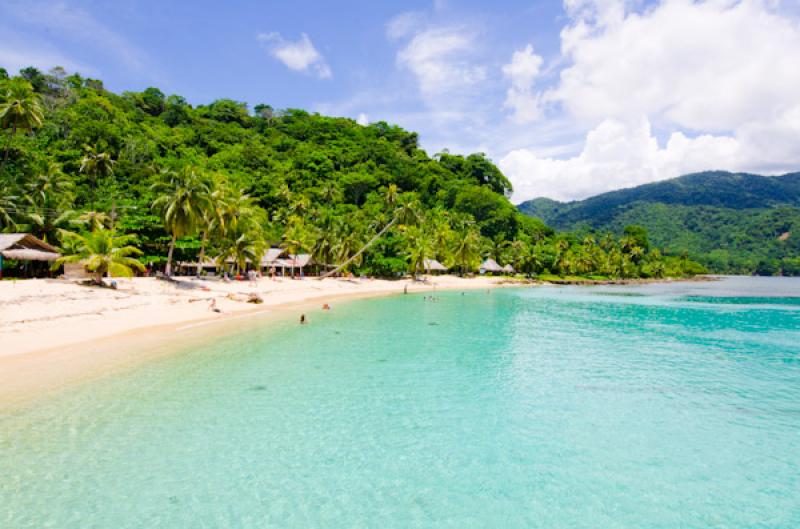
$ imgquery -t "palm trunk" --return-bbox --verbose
[166,233,177,276]
[2,124,16,165]
[197,231,207,277]
[319,216,397,279]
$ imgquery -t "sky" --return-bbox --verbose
[2,0,800,203]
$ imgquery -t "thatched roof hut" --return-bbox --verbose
[423,258,448,272]
[479,258,503,273]
[0,234,60,262]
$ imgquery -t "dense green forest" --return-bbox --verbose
[0,66,703,280]
[519,172,800,276]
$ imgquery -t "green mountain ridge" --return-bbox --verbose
[518,171,800,275]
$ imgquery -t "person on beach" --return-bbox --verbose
[209,299,221,313]
[300,314,307,324]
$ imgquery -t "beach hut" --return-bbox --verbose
[0,233,61,278]
[177,259,219,276]
[502,264,515,274]
[479,258,503,275]
[423,258,448,274]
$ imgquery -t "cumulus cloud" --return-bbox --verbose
[501,117,747,201]
[396,27,486,98]
[502,44,544,123]
[503,0,800,202]
[356,112,369,125]
[257,32,332,79]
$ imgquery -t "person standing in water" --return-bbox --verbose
[300,314,307,324]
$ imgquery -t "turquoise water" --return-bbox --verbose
[2,277,800,528]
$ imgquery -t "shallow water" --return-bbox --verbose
[2,277,799,528]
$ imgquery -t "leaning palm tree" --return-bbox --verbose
[54,229,145,284]
[151,166,211,276]
[0,78,44,163]
[319,193,420,279]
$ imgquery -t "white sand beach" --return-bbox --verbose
[0,275,513,407]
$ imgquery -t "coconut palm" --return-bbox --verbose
[79,147,115,211]
[281,217,316,277]
[403,225,433,276]
[217,224,264,275]
[151,166,211,275]
[450,227,481,275]
[320,194,420,279]
[0,179,19,229]
[25,161,74,242]
[0,78,44,163]
[55,229,145,284]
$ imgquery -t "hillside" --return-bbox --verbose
[0,66,701,280]
[518,171,800,275]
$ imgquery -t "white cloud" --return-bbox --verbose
[257,32,332,79]
[356,113,369,125]
[386,12,425,40]
[501,117,747,202]
[550,0,800,131]
[504,0,800,202]
[396,27,486,98]
[502,44,544,123]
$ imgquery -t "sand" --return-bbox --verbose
[0,275,515,408]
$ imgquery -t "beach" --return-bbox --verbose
[0,275,511,407]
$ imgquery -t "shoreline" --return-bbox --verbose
[0,275,516,410]
[0,274,713,411]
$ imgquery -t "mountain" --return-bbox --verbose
[518,171,800,275]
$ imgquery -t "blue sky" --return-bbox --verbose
[2,0,800,202]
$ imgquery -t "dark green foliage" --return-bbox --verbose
[0,68,701,279]
[519,171,800,275]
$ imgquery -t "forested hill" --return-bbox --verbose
[0,67,702,279]
[518,171,800,275]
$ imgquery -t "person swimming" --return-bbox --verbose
[300,314,307,324]
[322,303,330,310]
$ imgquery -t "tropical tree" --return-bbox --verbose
[0,179,18,229]
[450,226,481,275]
[403,225,433,276]
[79,147,115,211]
[55,229,145,283]
[25,161,74,242]
[151,166,211,275]
[217,224,264,275]
[0,78,44,163]
[281,217,316,277]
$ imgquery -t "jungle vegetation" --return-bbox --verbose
[0,66,703,279]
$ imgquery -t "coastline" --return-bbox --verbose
[0,275,515,410]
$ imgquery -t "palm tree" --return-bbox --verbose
[217,224,264,275]
[450,227,481,275]
[25,162,74,242]
[151,166,211,276]
[319,194,420,279]
[403,225,433,277]
[0,179,19,230]
[0,78,44,164]
[281,217,316,277]
[74,211,113,232]
[55,229,145,284]
[79,147,115,211]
